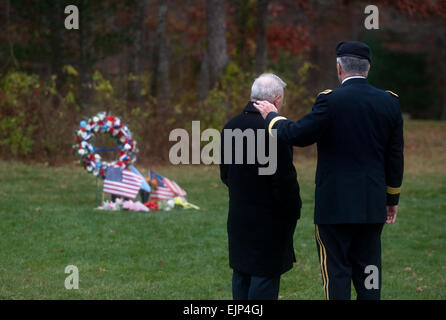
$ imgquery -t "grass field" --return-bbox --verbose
[0,121,445,299]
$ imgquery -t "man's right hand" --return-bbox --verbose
[253,100,278,119]
[386,205,398,224]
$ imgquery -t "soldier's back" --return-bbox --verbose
[314,78,401,224]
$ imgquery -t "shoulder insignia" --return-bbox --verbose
[386,90,399,98]
[318,89,332,96]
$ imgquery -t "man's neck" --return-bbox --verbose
[341,75,366,84]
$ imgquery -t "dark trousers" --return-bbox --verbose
[232,270,280,300]
[315,223,384,300]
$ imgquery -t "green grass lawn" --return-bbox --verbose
[0,161,444,300]
[0,121,445,299]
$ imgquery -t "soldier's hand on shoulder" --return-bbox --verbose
[254,100,278,119]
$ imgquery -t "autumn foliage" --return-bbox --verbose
[0,0,445,163]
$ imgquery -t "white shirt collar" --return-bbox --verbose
[342,76,366,84]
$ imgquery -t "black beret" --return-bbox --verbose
[336,41,371,62]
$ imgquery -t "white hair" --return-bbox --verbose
[250,73,286,103]
[337,56,370,76]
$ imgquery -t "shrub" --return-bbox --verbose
[0,72,40,155]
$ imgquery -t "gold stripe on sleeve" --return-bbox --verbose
[316,225,330,300]
[268,116,287,137]
[386,90,399,98]
[386,186,401,195]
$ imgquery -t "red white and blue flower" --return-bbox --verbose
[74,112,137,178]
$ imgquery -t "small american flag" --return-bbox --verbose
[150,171,165,187]
[103,167,143,199]
[150,171,186,200]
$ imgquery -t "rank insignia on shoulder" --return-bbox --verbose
[318,89,332,96]
[386,90,399,98]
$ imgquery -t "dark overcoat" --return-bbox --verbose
[220,101,302,277]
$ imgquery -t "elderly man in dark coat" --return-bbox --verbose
[220,73,302,300]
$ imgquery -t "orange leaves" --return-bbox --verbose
[267,23,311,61]
[380,0,446,18]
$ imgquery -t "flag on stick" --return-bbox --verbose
[103,167,143,199]
[149,171,186,200]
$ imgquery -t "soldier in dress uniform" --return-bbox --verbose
[254,41,404,300]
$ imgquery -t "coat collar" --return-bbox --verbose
[340,77,369,88]
[243,101,260,114]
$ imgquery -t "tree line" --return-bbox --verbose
[0,0,445,162]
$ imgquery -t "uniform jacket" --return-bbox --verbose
[220,101,302,277]
[266,78,404,224]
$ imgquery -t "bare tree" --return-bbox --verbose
[198,0,229,100]
[206,0,228,89]
[197,53,210,101]
[79,0,92,108]
[151,0,169,113]
[178,0,190,95]
[2,0,19,70]
[254,0,269,75]
[128,0,148,104]
[236,0,250,68]
[48,0,64,91]
[439,21,446,120]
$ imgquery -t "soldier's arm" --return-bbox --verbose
[264,92,331,147]
[385,93,404,206]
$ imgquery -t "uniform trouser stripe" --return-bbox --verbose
[316,225,329,300]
